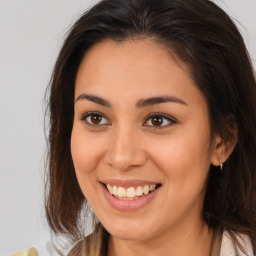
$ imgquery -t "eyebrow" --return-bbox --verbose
[136,96,188,107]
[75,94,111,107]
[75,94,187,107]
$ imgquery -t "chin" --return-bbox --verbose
[102,218,154,241]
[109,228,150,241]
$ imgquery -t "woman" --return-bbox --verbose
[14,0,256,255]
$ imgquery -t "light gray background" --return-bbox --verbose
[0,1,255,255]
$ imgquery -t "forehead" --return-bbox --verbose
[75,39,206,109]
[76,39,188,84]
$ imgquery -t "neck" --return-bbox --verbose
[107,220,214,256]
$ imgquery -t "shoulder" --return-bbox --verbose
[220,230,254,256]
[10,248,37,256]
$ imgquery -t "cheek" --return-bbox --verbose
[146,133,212,222]
[70,127,106,198]
[147,126,212,188]
[71,128,103,172]
[70,128,109,213]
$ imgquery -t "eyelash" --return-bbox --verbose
[80,111,110,127]
[143,112,176,129]
[80,111,176,129]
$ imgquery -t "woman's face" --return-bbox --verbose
[71,39,217,241]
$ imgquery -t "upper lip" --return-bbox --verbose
[100,179,161,188]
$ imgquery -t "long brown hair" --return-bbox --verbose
[45,0,256,254]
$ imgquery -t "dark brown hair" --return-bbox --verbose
[45,0,256,254]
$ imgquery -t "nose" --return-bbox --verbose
[104,126,147,171]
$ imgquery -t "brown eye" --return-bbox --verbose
[143,113,176,128]
[152,116,163,126]
[90,114,102,124]
[81,112,110,126]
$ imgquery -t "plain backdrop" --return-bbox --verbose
[0,1,255,255]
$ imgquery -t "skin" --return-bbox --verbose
[71,39,234,256]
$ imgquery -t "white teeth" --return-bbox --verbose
[118,197,139,200]
[107,184,113,194]
[118,187,126,198]
[105,183,158,199]
[113,185,118,196]
[143,185,149,195]
[150,184,156,191]
[135,186,143,196]
[127,187,136,198]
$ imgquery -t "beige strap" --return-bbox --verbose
[10,247,37,256]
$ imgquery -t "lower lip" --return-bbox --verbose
[101,183,160,211]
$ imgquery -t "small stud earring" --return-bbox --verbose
[218,159,224,189]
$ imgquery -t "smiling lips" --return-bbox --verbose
[106,184,158,200]
[101,181,161,211]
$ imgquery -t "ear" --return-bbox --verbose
[211,133,237,167]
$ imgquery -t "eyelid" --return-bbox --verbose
[143,112,176,128]
[80,111,110,127]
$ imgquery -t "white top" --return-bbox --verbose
[10,231,254,256]
[220,230,254,256]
